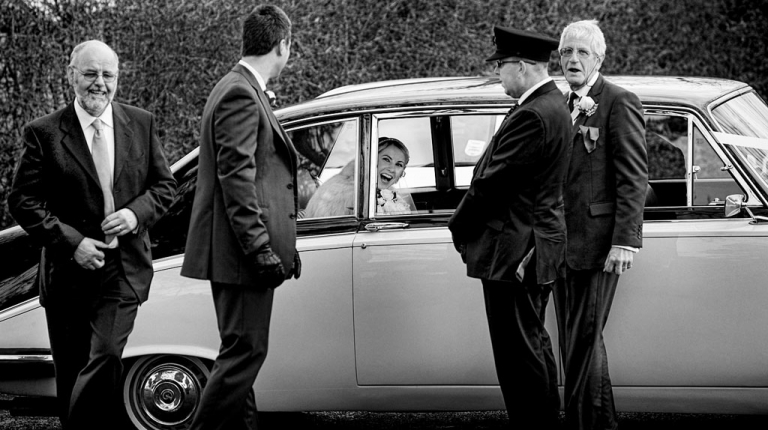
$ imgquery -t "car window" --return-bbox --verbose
[452,115,503,187]
[645,115,688,207]
[294,119,360,219]
[692,124,742,206]
[644,112,745,213]
[373,117,434,215]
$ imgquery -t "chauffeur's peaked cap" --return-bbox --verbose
[486,26,559,62]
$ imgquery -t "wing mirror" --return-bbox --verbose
[725,194,768,224]
[725,194,744,217]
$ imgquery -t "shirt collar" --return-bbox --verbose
[572,72,600,98]
[73,99,114,130]
[518,77,553,105]
[238,59,267,91]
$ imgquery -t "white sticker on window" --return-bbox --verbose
[464,139,486,157]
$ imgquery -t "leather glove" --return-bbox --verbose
[289,250,301,279]
[250,244,286,288]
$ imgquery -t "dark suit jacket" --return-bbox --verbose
[564,75,648,270]
[181,64,298,286]
[449,80,570,284]
[9,102,176,305]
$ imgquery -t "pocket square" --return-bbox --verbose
[578,125,600,153]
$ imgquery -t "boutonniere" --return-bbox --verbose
[578,125,600,153]
[577,96,598,117]
[265,90,277,108]
[377,189,410,214]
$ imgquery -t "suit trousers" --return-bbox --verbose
[482,276,560,430]
[190,282,274,430]
[553,266,620,430]
[44,250,139,430]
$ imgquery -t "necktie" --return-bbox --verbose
[568,92,579,114]
[91,118,116,245]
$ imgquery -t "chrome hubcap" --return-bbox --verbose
[140,364,201,425]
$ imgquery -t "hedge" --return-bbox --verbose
[1,0,767,229]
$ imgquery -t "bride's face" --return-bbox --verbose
[377,145,407,189]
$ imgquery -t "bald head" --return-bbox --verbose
[70,40,119,68]
[67,40,119,117]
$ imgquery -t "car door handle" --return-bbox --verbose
[365,222,409,232]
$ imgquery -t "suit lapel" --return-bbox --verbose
[571,75,605,132]
[59,103,101,188]
[112,102,134,185]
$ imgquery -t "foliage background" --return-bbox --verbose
[1,0,767,229]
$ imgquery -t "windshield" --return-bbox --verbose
[711,91,768,199]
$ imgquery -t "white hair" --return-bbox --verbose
[559,20,606,58]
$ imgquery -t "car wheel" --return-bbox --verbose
[122,355,210,430]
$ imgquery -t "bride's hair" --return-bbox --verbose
[378,137,410,165]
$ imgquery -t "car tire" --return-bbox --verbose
[122,355,211,430]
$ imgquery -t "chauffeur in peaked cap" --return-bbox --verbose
[449,24,571,430]
[486,26,560,62]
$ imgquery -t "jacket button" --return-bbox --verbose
[289,213,296,219]
[287,183,293,190]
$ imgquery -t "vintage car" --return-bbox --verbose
[1,75,768,430]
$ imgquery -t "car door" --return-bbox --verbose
[607,107,768,388]
[351,110,561,386]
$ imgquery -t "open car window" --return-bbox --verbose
[292,119,359,219]
[370,112,507,217]
[644,111,746,216]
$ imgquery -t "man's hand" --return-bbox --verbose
[74,237,111,270]
[250,244,286,288]
[603,246,635,275]
[101,208,138,237]
[289,250,301,279]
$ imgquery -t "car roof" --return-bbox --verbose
[277,75,750,122]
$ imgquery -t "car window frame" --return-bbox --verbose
[642,106,759,220]
[368,108,510,221]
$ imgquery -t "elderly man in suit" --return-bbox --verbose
[555,20,648,430]
[180,4,300,430]
[9,40,176,429]
[449,27,571,429]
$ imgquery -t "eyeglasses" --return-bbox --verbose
[70,66,118,83]
[559,47,593,59]
[495,59,536,68]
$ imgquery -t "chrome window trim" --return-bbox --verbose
[643,106,761,208]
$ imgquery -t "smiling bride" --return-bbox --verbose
[375,137,416,215]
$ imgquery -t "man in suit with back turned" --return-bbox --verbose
[181,4,301,430]
[9,40,176,430]
[449,26,571,429]
[555,19,648,430]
